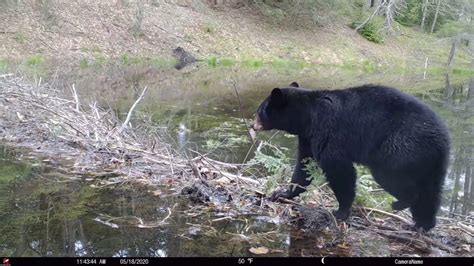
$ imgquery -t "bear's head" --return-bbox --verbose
[252,82,302,134]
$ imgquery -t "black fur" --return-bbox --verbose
[254,83,450,231]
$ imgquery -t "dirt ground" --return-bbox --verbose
[0,1,462,70]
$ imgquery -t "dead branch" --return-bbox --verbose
[119,86,148,134]
[72,83,80,112]
[355,3,382,32]
[360,207,412,225]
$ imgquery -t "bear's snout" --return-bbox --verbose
[252,114,264,131]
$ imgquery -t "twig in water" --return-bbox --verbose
[118,86,148,134]
[231,79,258,163]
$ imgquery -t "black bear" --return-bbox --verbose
[252,82,450,231]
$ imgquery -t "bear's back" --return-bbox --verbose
[322,85,450,162]
[335,85,442,125]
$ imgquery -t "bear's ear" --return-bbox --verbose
[271,88,285,107]
[289,82,299,87]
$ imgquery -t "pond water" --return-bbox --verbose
[0,63,472,256]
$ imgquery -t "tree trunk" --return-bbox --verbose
[420,0,428,31]
[447,38,457,69]
[468,78,474,101]
[463,158,471,215]
[430,0,441,34]
[470,165,474,214]
[445,73,454,103]
[449,147,464,213]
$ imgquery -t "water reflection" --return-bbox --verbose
[439,75,473,216]
[0,148,291,256]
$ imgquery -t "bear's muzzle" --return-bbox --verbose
[252,114,264,131]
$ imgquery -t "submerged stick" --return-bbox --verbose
[119,86,148,134]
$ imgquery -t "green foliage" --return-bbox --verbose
[207,57,217,67]
[207,57,235,67]
[202,121,250,150]
[219,58,235,67]
[150,57,177,67]
[302,157,324,184]
[25,54,44,66]
[242,59,264,68]
[120,53,144,65]
[395,0,422,27]
[351,18,384,44]
[355,174,395,210]
[436,20,474,37]
[362,60,377,73]
[92,52,106,66]
[79,58,89,69]
[270,58,306,69]
[354,165,395,210]
[452,67,474,76]
[249,142,292,192]
[253,1,286,24]
[0,58,10,72]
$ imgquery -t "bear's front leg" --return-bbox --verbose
[269,136,312,201]
[319,158,357,221]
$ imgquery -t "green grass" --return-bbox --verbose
[120,53,145,65]
[91,52,106,66]
[361,60,377,73]
[207,56,236,68]
[79,58,89,69]
[0,59,10,72]
[207,57,217,67]
[242,59,264,68]
[270,57,294,68]
[452,67,474,77]
[25,54,44,66]
[219,58,235,67]
[150,57,177,67]
[207,57,237,67]
[207,56,309,69]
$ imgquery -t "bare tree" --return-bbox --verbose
[447,38,458,69]
[355,2,383,31]
[469,78,474,102]
[420,0,429,31]
[355,0,405,34]
[430,0,442,34]
[384,0,397,33]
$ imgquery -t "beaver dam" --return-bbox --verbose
[0,74,473,257]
